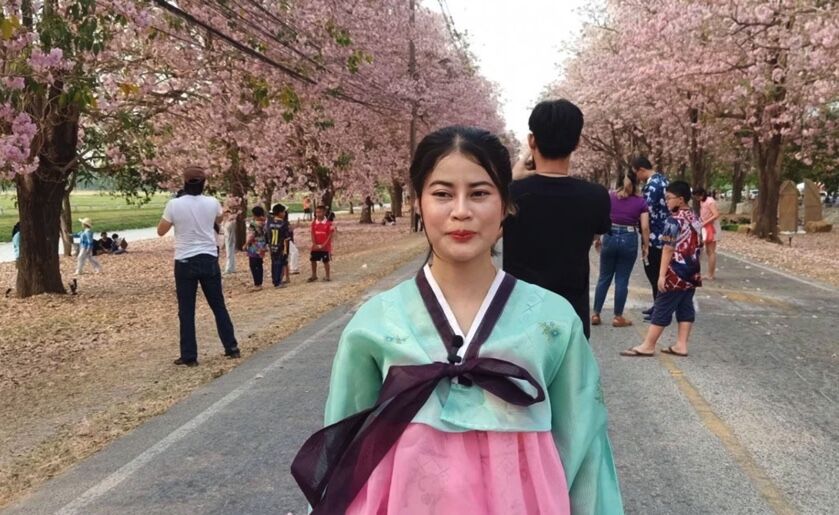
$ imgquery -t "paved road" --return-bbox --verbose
[5,250,837,514]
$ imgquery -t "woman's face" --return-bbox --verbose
[418,152,505,265]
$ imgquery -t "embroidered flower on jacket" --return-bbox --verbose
[539,322,561,338]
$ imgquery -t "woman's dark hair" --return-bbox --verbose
[666,181,693,203]
[630,156,653,171]
[183,179,205,196]
[528,99,584,159]
[252,205,266,217]
[693,187,708,201]
[617,169,639,198]
[410,125,513,212]
[12,222,20,238]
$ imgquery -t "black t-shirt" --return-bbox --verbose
[503,175,610,333]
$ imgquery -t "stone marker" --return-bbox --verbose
[804,220,832,233]
[802,179,823,224]
[778,180,798,232]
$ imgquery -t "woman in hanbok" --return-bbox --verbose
[292,126,624,514]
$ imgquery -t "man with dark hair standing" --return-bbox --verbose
[158,166,240,366]
[631,156,669,320]
[503,99,611,339]
[266,203,291,288]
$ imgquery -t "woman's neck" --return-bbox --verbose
[429,255,497,304]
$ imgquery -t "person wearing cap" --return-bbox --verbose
[266,203,291,287]
[75,217,102,275]
[158,166,240,367]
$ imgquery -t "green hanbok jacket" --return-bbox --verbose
[314,266,624,514]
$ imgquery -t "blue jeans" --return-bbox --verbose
[174,254,238,362]
[270,253,285,286]
[593,231,639,316]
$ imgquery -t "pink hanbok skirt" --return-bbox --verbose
[346,423,570,515]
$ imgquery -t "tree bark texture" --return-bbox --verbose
[753,135,784,242]
[15,81,79,297]
[391,179,403,217]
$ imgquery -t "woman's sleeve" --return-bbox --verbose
[323,313,383,425]
[549,318,624,514]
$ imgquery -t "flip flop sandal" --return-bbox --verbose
[661,346,688,357]
[620,347,655,357]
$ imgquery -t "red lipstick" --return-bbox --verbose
[449,230,476,242]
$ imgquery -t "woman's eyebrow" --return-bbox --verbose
[427,180,494,188]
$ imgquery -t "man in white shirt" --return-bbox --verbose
[158,166,240,366]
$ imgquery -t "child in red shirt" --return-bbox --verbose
[308,205,335,282]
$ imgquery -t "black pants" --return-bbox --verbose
[643,245,664,301]
[249,256,264,286]
[174,254,238,362]
[556,287,591,340]
[270,253,285,286]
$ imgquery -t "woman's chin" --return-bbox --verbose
[434,245,491,265]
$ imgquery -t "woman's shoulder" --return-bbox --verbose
[348,276,418,321]
[507,276,581,323]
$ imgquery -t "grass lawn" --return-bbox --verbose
[0,192,169,243]
[0,192,311,243]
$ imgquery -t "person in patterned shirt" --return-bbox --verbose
[632,156,670,319]
[621,181,702,358]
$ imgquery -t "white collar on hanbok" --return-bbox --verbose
[421,263,506,360]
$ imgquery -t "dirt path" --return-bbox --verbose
[0,217,426,508]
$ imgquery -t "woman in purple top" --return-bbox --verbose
[592,170,650,327]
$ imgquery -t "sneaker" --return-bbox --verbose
[225,349,241,359]
[642,307,654,316]
[173,358,198,367]
[274,283,286,289]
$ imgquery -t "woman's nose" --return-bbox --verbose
[451,194,472,219]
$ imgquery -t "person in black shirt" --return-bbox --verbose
[503,99,610,339]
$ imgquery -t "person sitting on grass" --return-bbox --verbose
[381,211,396,226]
[111,233,128,254]
[308,205,334,282]
[99,232,114,254]
[621,180,702,358]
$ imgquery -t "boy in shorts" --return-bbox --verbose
[621,181,702,357]
[308,205,334,282]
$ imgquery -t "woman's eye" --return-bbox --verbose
[431,191,452,198]
[472,190,491,198]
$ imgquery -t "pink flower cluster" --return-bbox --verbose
[0,104,37,171]
[28,47,69,74]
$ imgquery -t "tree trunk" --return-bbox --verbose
[60,187,73,257]
[359,205,373,224]
[752,135,784,242]
[262,184,274,214]
[391,179,403,217]
[223,144,249,248]
[320,189,334,211]
[729,158,746,214]
[15,78,79,297]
